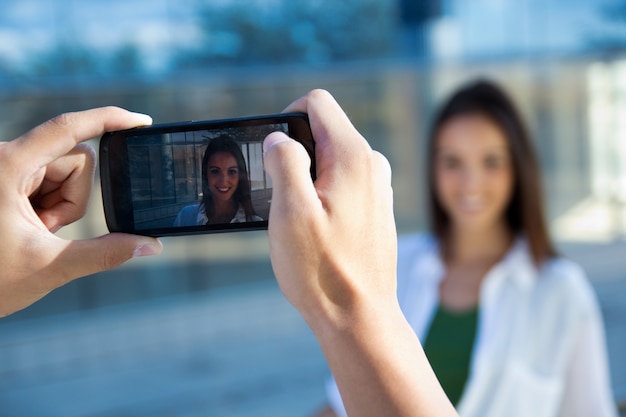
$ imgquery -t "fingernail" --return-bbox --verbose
[131,112,153,126]
[263,131,293,155]
[133,241,161,257]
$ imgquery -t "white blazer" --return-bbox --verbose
[327,233,617,417]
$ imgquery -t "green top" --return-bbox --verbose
[422,304,479,406]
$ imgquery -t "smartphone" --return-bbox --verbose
[100,112,315,237]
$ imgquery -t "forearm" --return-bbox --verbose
[311,297,458,417]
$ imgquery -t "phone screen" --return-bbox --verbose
[100,113,314,236]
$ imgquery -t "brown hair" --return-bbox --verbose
[426,79,557,265]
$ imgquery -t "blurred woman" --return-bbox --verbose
[318,80,617,417]
[174,134,262,225]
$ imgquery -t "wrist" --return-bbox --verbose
[305,287,457,417]
[307,286,404,354]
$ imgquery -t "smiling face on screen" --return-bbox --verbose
[206,151,240,203]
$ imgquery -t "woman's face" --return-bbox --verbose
[206,151,240,203]
[434,114,514,233]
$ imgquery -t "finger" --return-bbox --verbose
[32,144,96,231]
[11,107,152,170]
[283,89,371,157]
[283,90,372,187]
[371,150,396,225]
[372,150,393,190]
[54,233,163,284]
[263,131,319,222]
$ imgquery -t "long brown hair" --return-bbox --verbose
[426,79,557,265]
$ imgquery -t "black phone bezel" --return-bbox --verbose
[99,112,315,237]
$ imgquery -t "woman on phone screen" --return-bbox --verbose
[174,134,262,226]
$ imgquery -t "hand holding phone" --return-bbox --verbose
[100,112,315,237]
[1,107,163,317]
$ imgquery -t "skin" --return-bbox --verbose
[207,151,239,221]
[0,107,163,317]
[265,89,458,417]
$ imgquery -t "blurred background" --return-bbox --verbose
[1,0,625,415]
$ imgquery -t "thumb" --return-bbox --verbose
[263,132,317,215]
[56,233,163,281]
